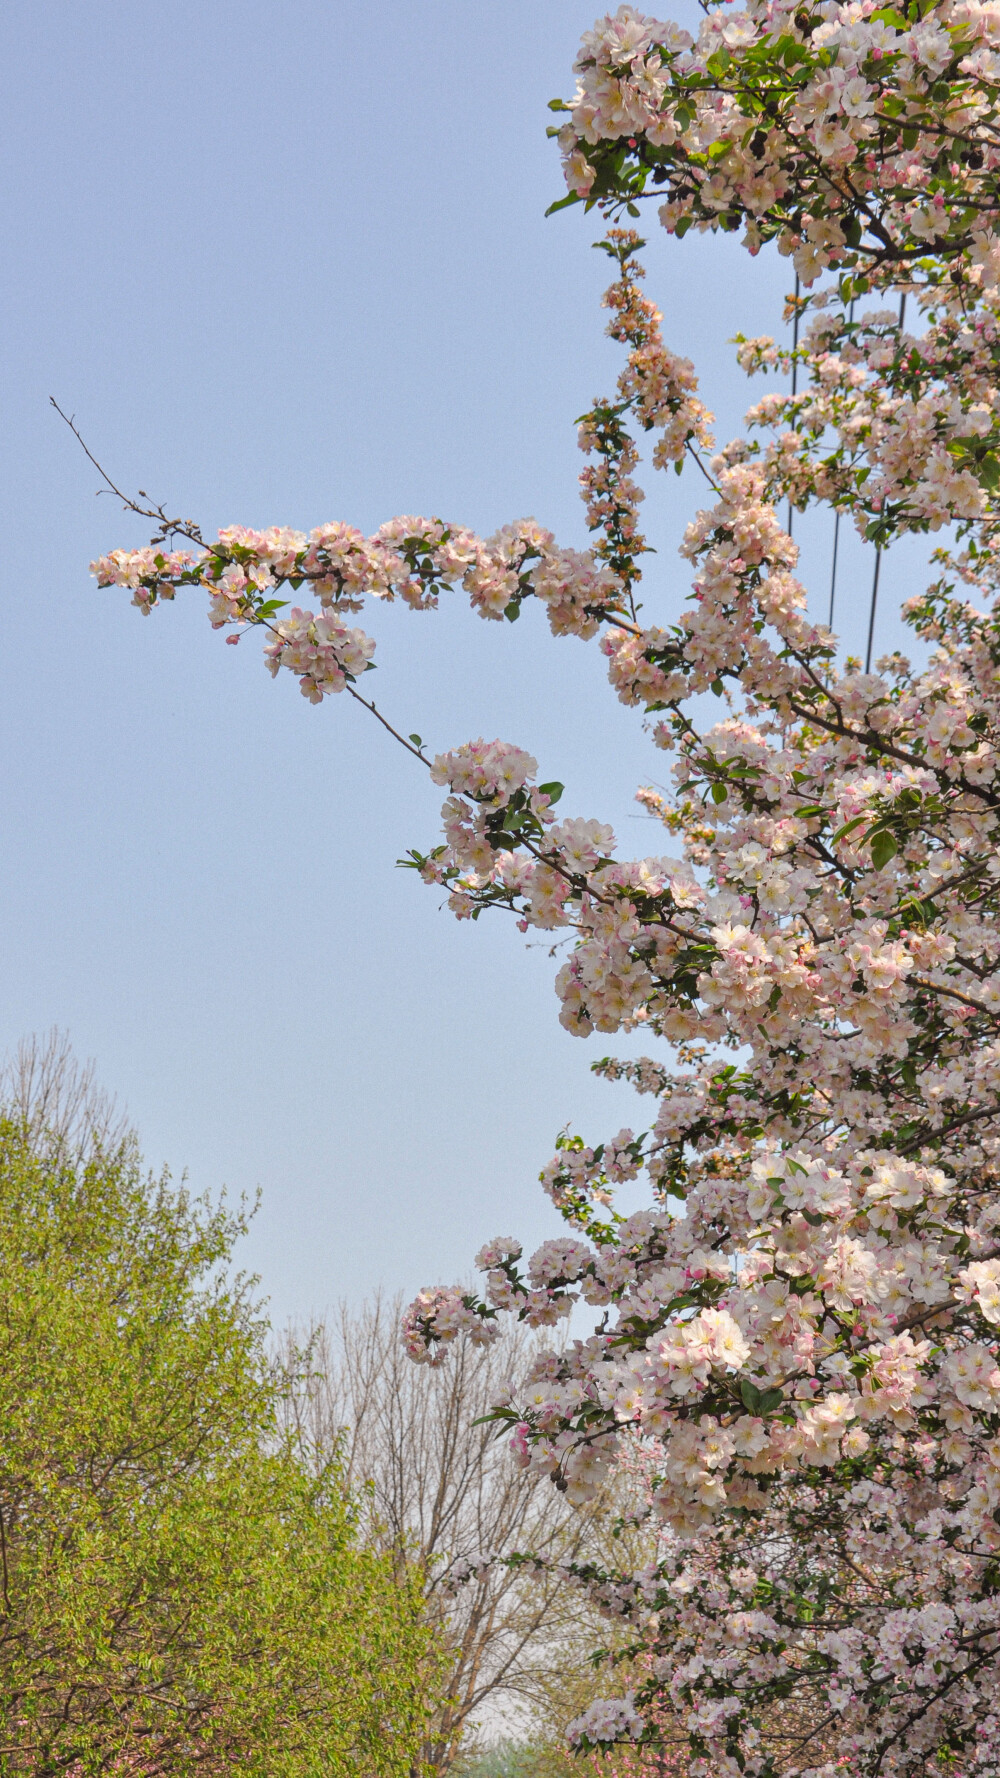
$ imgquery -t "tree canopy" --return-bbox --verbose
[0,1102,436,1775]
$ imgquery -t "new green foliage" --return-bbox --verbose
[0,1113,436,1776]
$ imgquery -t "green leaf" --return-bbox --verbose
[869,829,899,870]
[758,1388,784,1413]
[740,1380,762,1412]
[978,453,1000,492]
[711,782,729,804]
[831,814,870,842]
[538,781,565,804]
[408,734,424,748]
[545,191,582,217]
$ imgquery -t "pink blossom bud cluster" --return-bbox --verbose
[262,609,375,703]
[429,740,539,806]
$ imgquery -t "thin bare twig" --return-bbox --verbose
[0,1505,12,1616]
[49,398,205,547]
[345,687,431,767]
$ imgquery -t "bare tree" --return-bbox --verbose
[277,1296,607,1774]
[0,1028,131,1165]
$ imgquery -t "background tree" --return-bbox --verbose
[0,1044,439,1777]
[278,1296,612,1775]
[0,1029,130,1168]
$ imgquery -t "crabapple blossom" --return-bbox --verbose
[401,1286,499,1365]
[91,10,1000,1771]
[567,1694,646,1750]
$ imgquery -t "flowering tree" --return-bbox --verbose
[84,0,1000,1772]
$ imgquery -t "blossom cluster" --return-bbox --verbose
[566,1694,646,1750]
[729,287,1000,548]
[579,230,714,599]
[92,516,627,704]
[554,1,1000,289]
[401,1286,499,1365]
[91,239,710,707]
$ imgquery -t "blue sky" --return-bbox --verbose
[0,1,926,1324]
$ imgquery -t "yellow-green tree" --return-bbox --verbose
[0,1077,437,1776]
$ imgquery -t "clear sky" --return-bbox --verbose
[0,1,927,1326]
